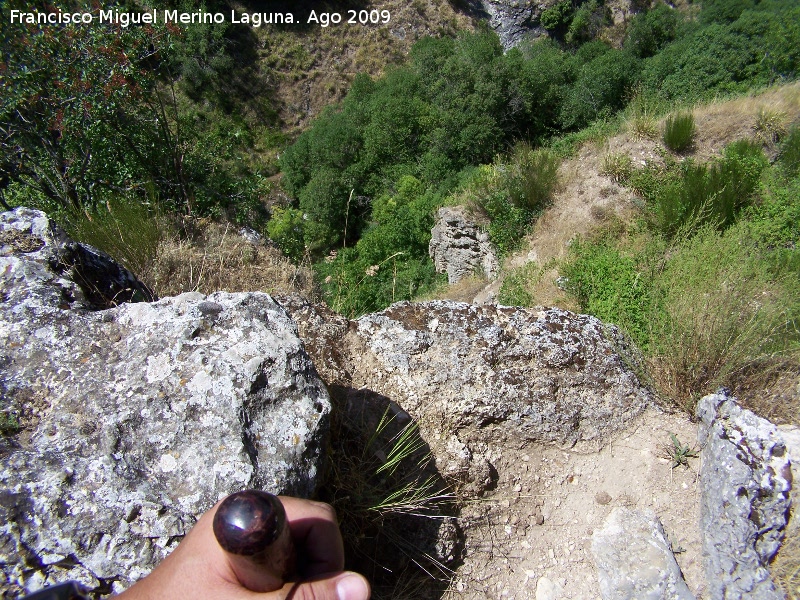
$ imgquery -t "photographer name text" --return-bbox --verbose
[10,9,391,28]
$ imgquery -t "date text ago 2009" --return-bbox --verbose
[308,9,391,27]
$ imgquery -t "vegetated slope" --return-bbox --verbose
[490,83,800,422]
[241,0,474,133]
[482,83,800,306]
[274,0,800,321]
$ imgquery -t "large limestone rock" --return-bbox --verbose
[0,209,330,596]
[429,206,500,285]
[696,391,791,600]
[591,508,694,600]
[278,295,652,492]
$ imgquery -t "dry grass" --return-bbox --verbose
[148,219,320,300]
[729,359,800,426]
[689,82,800,161]
[774,534,800,600]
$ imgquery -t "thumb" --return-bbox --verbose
[285,572,370,600]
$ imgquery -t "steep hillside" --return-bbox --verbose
[243,0,474,133]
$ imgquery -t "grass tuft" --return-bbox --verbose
[322,394,457,599]
[601,152,634,183]
[754,107,788,144]
[663,112,695,152]
[65,199,164,293]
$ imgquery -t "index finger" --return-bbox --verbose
[278,496,345,577]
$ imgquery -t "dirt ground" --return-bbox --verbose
[444,407,705,599]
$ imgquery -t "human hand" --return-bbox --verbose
[115,496,370,600]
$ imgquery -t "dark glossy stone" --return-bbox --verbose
[213,490,286,556]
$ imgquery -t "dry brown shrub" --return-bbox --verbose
[148,219,319,300]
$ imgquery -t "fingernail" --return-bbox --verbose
[336,573,369,600]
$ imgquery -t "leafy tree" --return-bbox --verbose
[0,7,169,211]
[560,48,641,129]
[624,3,682,58]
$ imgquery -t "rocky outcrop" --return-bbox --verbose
[278,295,653,493]
[429,206,500,285]
[0,207,154,309]
[0,209,330,596]
[592,508,694,600]
[475,0,547,49]
[697,392,791,600]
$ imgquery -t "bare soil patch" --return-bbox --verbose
[446,408,705,599]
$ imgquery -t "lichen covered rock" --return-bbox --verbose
[0,209,330,596]
[696,391,791,600]
[428,206,499,285]
[280,296,652,493]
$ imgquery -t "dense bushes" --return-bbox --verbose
[2,0,275,224]
[316,176,443,317]
[639,140,769,239]
[273,0,800,316]
[561,132,799,408]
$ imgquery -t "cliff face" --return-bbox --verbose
[472,0,552,49]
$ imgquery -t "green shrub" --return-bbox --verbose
[560,49,641,130]
[318,176,442,317]
[624,3,682,59]
[465,164,535,257]
[778,125,800,177]
[0,412,20,436]
[566,0,610,47]
[267,206,306,261]
[647,223,799,407]
[64,197,163,295]
[601,153,634,183]
[754,108,788,144]
[540,0,573,31]
[649,140,767,238]
[561,238,653,348]
[662,112,695,152]
[498,262,541,307]
[505,143,560,212]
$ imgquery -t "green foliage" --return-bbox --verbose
[267,206,306,261]
[498,262,541,307]
[561,237,653,348]
[662,112,695,152]
[0,11,165,212]
[0,412,20,436]
[647,222,799,405]
[646,140,768,238]
[778,125,800,178]
[505,143,560,212]
[624,3,682,59]
[540,0,574,31]
[64,197,163,293]
[566,0,610,47]
[665,433,699,468]
[317,176,443,317]
[560,48,641,130]
[0,1,273,223]
[462,164,532,258]
[699,0,757,25]
[640,5,800,102]
[601,153,634,183]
